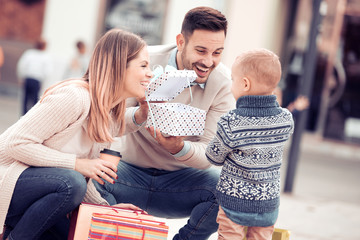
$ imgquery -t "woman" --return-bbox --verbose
[0,29,153,240]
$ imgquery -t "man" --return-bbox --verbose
[17,38,53,115]
[64,40,90,78]
[0,45,3,82]
[96,6,235,239]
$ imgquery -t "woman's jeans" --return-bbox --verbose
[95,161,221,240]
[4,167,87,240]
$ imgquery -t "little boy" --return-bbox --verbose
[206,49,294,240]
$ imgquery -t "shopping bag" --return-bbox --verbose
[88,213,169,240]
[68,202,157,240]
[146,103,206,136]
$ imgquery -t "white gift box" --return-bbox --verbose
[145,66,206,136]
[146,103,206,136]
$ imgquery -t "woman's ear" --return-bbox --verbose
[243,77,251,91]
[176,33,185,52]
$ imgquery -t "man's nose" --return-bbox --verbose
[201,54,214,67]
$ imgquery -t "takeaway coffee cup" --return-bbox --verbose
[100,148,122,166]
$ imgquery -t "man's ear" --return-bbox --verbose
[243,77,251,91]
[176,33,185,52]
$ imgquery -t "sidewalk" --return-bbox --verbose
[165,132,360,240]
[165,193,360,240]
[1,93,360,240]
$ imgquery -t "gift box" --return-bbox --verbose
[145,66,206,136]
[68,202,168,240]
[146,103,206,136]
[146,65,197,101]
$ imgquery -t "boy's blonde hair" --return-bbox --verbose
[235,48,281,91]
[42,29,146,143]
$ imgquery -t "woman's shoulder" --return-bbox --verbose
[46,83,89,100]
[42,83,91,114]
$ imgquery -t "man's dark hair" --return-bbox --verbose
[76,41,85,50]
[181,6,227,40]
[35,39,46,50]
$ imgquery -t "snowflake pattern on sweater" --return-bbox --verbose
[206,95,294,213]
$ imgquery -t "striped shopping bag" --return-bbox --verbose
[68,202,157,240]
[88,213,168,240]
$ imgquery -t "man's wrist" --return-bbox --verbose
[172,141,190,157]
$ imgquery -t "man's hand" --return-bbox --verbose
[146,126,185,154]
[134,97,149,125]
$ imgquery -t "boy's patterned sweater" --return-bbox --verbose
[206,95,294,213]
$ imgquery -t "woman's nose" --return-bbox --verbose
[147,70,154,78]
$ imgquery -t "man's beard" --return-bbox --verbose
[180,51,215,83]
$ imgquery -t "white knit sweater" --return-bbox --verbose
[0,85,112,233]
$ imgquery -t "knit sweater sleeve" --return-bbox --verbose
[205,114,233,166]
[4,86,90,169]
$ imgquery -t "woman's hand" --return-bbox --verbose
[75,158,118,185]
[134,97,149,125]
[112,203,147,213]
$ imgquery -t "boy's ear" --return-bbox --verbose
[243,77,251,91]
[176,33,185,52]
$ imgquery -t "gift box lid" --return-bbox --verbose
[146,65,197,101]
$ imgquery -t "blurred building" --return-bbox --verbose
[281,0,360,145]
[0,0,359,145]
[0,0,288,91]
[0,0,46,94]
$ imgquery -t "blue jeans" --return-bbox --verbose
[4,167,87,240]
[23,78,41,115]
[95,161,220,240]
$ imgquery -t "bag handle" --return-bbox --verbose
[81,202,148,216]
[104,208,146,218]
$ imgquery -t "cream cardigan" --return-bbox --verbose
[0,85,111,233]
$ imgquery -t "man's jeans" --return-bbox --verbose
[95,161,221,240]
[4,167,87,240]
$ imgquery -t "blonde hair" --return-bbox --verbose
[41,29,146,143]
[236,48,281,91]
